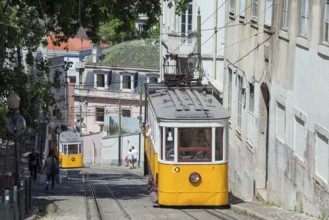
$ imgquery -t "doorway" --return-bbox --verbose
[256,83,270,199]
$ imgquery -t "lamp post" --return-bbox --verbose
[7,92,26,188]
[55,125,62,161]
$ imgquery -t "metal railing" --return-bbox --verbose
[0,176,33,220]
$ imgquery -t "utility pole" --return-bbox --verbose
[118,100,122,166]
[138,80,142,168]
[79,104,82,135]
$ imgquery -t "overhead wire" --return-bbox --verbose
[202,2,275,56]
[200,2,253,47]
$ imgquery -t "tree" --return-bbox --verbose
[0,0,187,138]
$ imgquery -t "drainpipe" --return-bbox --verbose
[195,7,202,80]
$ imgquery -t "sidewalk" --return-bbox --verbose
[24,165,316,220]
[230,200,316,220]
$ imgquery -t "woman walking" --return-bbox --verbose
[42,149,59,190]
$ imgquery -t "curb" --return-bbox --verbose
[25,206,39,220]
[231,204,267,220]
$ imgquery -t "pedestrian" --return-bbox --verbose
[125,150,129,167]
[28,148,40,181]
[127,149,133,169]
[42,149,59,190]
[131,146,138,169]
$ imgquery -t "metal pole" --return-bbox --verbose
[13,181,18,220]
[118,101,122,166]
[4,190,10,220]
[138,80,142,168]
[13,110,20,189]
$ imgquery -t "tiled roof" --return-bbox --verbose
[47,35,93,51]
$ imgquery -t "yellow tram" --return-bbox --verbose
[143,83,230,206]
[56,128,83,168]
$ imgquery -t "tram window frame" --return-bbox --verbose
[215,127,224,161]
[63,145,68,155]
[164,127,175,161]
[178,127,212,162]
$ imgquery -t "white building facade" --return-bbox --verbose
[224,0,329,218]
[160,0,227,94]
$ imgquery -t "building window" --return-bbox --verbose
[323,0,329,43]
[94,72,109,89]
[97,74,105,87]
[315,129,329,183]
[147,74,159,84]
[181,0,193,36]
[122,109,131,117]
[252,0,258,19]
[95,107,105,122]
[240,0,246,17]
[123,75,131,89]
[276,102,286,143]
[228,69,233,114]
[281,0,289,30]
[265,0,273,26]
[299,0,309,36]
[247,83,255,146]
[237,75,243,129]
[149,77,158,83]
[294,116,306,161]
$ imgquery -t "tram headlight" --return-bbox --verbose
[189,172,201,184]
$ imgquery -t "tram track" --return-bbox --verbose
[80,167,255,220]
[84,172,133,220]
[179,207,240,220]
[84,172,103,220]
[203,209,238,220]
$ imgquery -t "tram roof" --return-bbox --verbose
[60,128,82,143]
[147,84,230,121]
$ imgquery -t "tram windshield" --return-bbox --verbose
[178,128,212,162]
[62,144,81,155]
[163,126,225,162]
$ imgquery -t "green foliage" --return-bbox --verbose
[99,19,139,45]
[0,0,184,139]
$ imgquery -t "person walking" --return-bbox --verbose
[28,148,40,181]
[42,149,59,190]
[131,146,138,169]
[127,149,133,169]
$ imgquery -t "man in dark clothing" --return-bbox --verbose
[28,148,40,180]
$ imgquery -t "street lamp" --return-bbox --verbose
[55,125,62,161]
[7,92,26,188]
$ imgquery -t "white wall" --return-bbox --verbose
[101,134,144,167]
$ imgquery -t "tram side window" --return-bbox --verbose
[63,145,68,155]
[68,144,79,154]
[178,128,211,162]
[215,127,224,161]
[165,128,175,161]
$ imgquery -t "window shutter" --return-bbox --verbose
[134,73,138,89]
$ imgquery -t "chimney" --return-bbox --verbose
[92,44,100,63]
